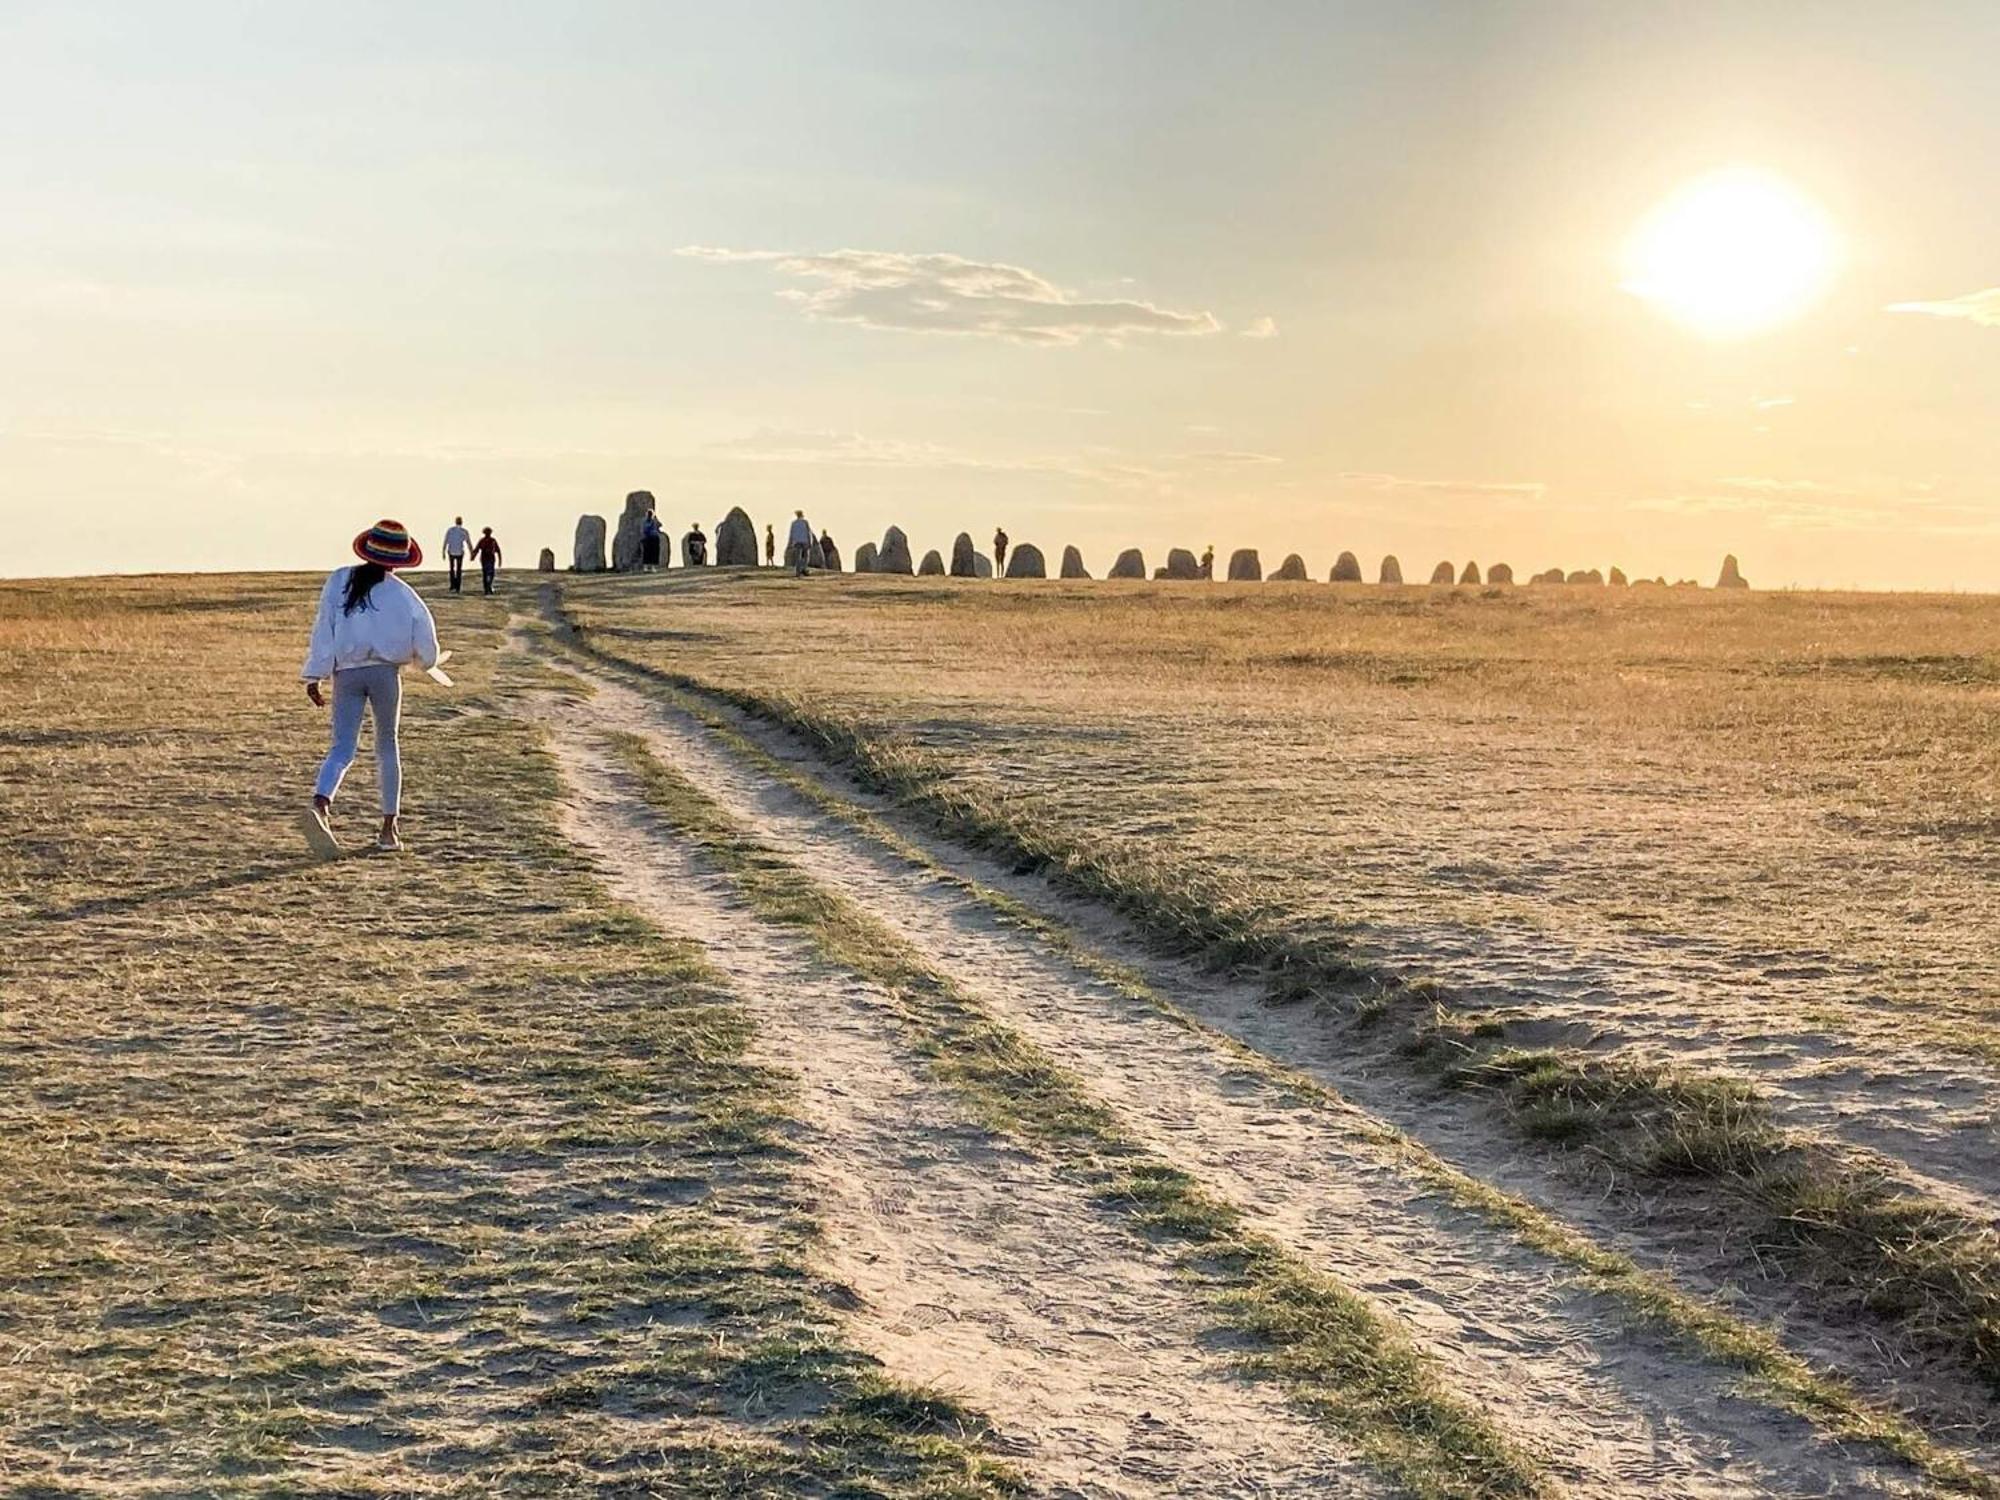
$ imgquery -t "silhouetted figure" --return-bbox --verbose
[443,516,469,593]
[640,510,663,570]
[819,530,840,571]
[1199,545,1214,580]
[472,527,502,594]
[994,527,1009,573]
[787,511,814,576]
[683,523,708,566]
[765,523,776,565]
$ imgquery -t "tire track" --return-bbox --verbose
[548,655,1921,1499]
[533,699,1386,1500]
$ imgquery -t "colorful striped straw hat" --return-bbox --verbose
[353,518,423,569]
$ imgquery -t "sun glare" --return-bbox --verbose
[1622,168,1839,338]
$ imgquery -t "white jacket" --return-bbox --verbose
[302,567,442,680]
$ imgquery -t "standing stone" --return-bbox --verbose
[918,549,945,576]
[1004,543,1047,578]
[1226,548,1263,581]
[715,506,758,567]
[1608,566,1629,587]
[1271,554,1309,581]
[971,552,993,578]
[1059,545,1090,579]
[1716,554,1749,589]
[1459,561,1482,585]
[1379,555,1403,585]
[1330,551,1363,582]
[853,542,878,573]
[1108,548,1147,578]
[537,547,556,573]
[612,491,653,572]
[877,526,915,574]
[950,532,980,577]
[1487,563,1513,585]
[1567,568,1604,585]
[1163,547,1202,580]
[1532,567,1565,584]
[573,515,608,573]
[809,538,827,570]
[1429,561,1456,585]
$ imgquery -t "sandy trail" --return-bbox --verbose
[532,701,1384,1500]
[543,655,1917,1499]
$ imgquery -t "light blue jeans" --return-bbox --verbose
[315,664,403,814]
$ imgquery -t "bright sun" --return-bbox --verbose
[1622,168,1839,338]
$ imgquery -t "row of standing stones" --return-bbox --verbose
[558,493,1751,590]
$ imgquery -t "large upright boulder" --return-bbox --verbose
[612,491,653,572]
[1487,562,1514,585]
[574,514,608,573]
[1716,554,1749,589]
[877,526,914,575]
[715,506,758,567]
[1459,561,1482,585]
[1532,567,1565,584]
[1162,548,1201,580]
[949,532,980,577]
[1059,545,1090,579]
[1608,566,1629,587]
[1271,554,1309,581]
[1330,551,1362,582]
[1567,568,1604,585]
[852,542,878,573]
[971,553,993,578]
[537,547,556,573]
[1429,561,1456,585]
[1004,543,1046,578]
[918,549,945,576]
[1226,548,1262,581]
[1108,548,1146,578]
[1379,555,1403,585]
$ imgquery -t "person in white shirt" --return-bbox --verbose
[442,516,471,593]
[300,519,442,856]
[786,510,815,577]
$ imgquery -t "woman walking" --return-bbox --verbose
[300,519,441,856]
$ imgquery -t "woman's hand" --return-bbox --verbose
[306,681,326,708]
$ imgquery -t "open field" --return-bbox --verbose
[5,568,1998,1496]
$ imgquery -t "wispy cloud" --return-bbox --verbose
[1241,315,1279,339]
[1635,477,1997,535]
[1885,287,2000,326]
[1186,449,1282,465]
[677,246,1220,346]
[1337,472,1547,502]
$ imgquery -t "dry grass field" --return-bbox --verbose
[7,566,1999,1498]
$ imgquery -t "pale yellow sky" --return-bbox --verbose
[2,3,1996,588]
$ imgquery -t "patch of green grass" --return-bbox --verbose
[604,729,1554,1500]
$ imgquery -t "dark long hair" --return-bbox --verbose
[342,562,386,615]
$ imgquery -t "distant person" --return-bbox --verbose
[683,523,708,566]
[993,527,1009,573]
[819,530,840,571]
[764,523,776,566]
[786,510,814,576]
[301,519,440,857]
[442,516,470,593]
[472,526,502,594]
[640,509,663,571]
[1199,545,1214,580]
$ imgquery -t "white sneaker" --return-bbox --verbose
[299,806,342,860]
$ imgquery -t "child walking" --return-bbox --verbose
[301,519,442,856]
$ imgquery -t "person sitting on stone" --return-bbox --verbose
[819,530,840,570]
[683,523,707,566]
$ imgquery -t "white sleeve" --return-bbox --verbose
[408,588,440,670]
[301,573,339,680]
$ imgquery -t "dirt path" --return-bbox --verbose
[535,653,1922,1499]
[534,703,1385,1500]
